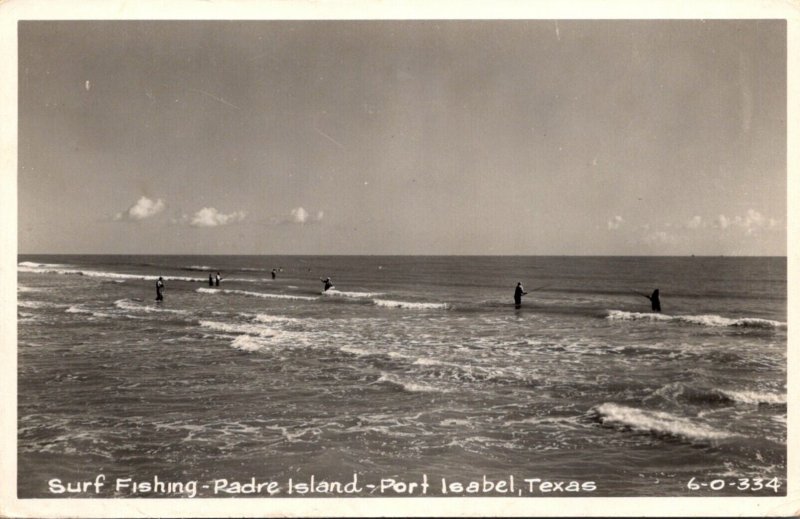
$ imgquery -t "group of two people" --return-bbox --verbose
[514,282,661,312]
[207,272,222,287]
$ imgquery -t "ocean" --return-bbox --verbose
[16,255,787,497]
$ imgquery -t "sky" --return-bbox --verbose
[18,20,786,255]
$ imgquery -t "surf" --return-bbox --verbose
[605,310,786,329]
[590,403,733,443]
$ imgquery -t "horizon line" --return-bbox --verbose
[16,253,788,258]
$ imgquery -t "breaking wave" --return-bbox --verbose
[591,403,733,442]
[196,287,316,301]
[373,299,449,310]
[113,299,189,315]
[719,389,786,405]
[323,289,384,299]
[376,373,449,393]
[606,310,785,329]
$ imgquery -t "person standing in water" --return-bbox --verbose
[514,282,527,309]
[215,272,221,287]
[208,274,214,287]
[271,269,277,280]
[320,277,333,291]
[635,289,661,312]
[156,277,165,302]
[647,289,661,312]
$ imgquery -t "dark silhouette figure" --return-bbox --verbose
[156,277,165,302]
[215,272,221,287]
[514,282,528,309]
[208,274,214,287]
[271,269,277,280]
[647,289,661,312]
[321,277,333,291]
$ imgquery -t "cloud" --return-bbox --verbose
[189,207,246,227]
[714,210,781,235]
[114,196,166,221]
[290,207,309,224]
[288,207,324,225]
[686,216,703,229]
[607,215,624,230]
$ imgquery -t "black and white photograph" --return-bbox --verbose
[2,1,797,517]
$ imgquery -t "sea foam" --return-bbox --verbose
[197,287,316,301]
[606,310,785,329]
[373,299,449,310]
[323,289,384,299]
[592,403,733,442]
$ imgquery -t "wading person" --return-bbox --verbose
[156,277,165,302]
[514,282,527,309]
[634,289,661,313]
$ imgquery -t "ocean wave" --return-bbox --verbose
[719,389,786,405]
[113,299,189,315]
[252,313,302,324]
[651,382,786,406]
[18,300,56,309]
[199,320,302,344]
[197,287,316,301]
[373,299,449,310]
[591,403,733,442]
[183,265,216,271]
[65,305,93,315]
[230,335,270,352]
[19,264,201,283]
[323,289,384,299]
[18,261,70,268]
[606,310,786,329]
[17,284,43,292]
[65,305,117,319]
[376,373,449,393]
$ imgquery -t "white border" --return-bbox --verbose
[1,0,797,517]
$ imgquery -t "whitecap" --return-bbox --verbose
[373,299,448,310]
[718,389,786,405]
[197,287,316,301]
[592,403,733,441]
[376,373,450,393]
[606,310,785,329]
[113,299,189,315]
[323,289,384,299]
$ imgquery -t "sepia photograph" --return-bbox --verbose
[2,1,797,517]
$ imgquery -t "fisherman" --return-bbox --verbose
[634,289,661,312]
[647,289,661,312]
[271,269,277,280]
[514,282,527,308]
[215,272,221,287]
[208,274,214,287]
[156,277,165,302]
[320,277,333,292]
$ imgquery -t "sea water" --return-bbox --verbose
[17,255,786,497]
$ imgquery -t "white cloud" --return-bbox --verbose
[735,209,769,235]
[686,216,703,229]
[607,215,623,230]
[290,207,309,224]
[288,207,324,225]
[714,210,781,235]
[189,207,246,227]
[114,196,165,221]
